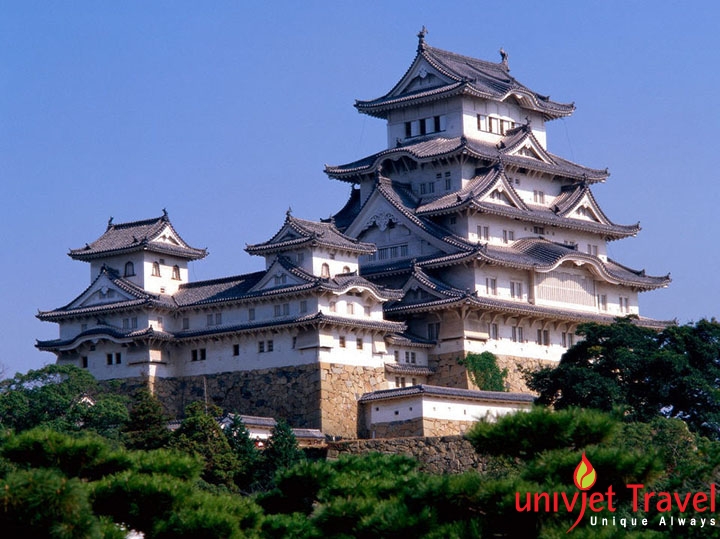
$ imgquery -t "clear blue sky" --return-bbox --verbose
[2,1,718,377]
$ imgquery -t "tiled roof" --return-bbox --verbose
[174,312,406,339]
[385,333,435,348]
[328,187,362,232]
[325,135,608,183]
[415,169,637,239]
[69,212,207,261]
[37,266,175,320]
[355,40,574,121]
[37,326,173,351]
[246,212,375,255]
[173,259,403,307]
[384,363,435,376]
[358,384,536,404]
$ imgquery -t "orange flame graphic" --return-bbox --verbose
[573,452,597,490]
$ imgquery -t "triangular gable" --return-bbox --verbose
[476,171,529,210]
[556,187,612,225]
[395,59,453,96]
[398,269,464,306]
[344,181,466,257]
[503,129,554,165]
[67,272,138,311]
[148,224,185,248]
[247,258,312,293]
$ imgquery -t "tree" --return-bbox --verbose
[526,318,720,437]
[222,414,260,490]
[122,388,171,450]
[0,364,128,435]
[259,419,305,489]
[459,351,507,391]
[169,402,239,488]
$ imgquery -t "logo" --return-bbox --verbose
[515,452,718,532]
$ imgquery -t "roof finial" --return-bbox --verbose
[107,216,113,229]
[417,26,428,51]
[162,208,168,220]
[286,206,292,217]
[499,48,509,70]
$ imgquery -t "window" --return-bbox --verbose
[510,281,523,299]
[152,262,161,277]
[537,329,550,346]
[274,305,281,317]
[339,336,346,348]
[394,350,400,362]
[329,301,337,313]
[124,261,135,277]
[283,303,290,316]
[248,308,255,321]
[597,294,608,311]
[274,274,287,286]
[449,216,457,225]
[364,305,372,316]
[292,336,297,349]
[356,338,363,350]
[587,244,599,256]
[502,230,514,243]
[533,226,545,235]
[296,252,305,265]
[485,277,497,295]
[233,344,240,356]
[444,171,452,191]
[207,314,214,326]
[512,326,524,343]
[533,190,545,204]
[488,323,499,340]
[172,265,180,280]
[258,341,265,353]
[410,351,416,364]
[477,225,489,242]
[478,114,515,135]
[404,351,411,364]
[191,349,206,361]
[182,318,190,330]
[81,356,88,369]
[346,303,354,315]
[267,340,274,352]
[420,183,427,195]
[299,300,307,313]
[561,332,575,348]
[122,317,138,330]
[115,352,122,364]
[321,263,330,278]
[405,122,412,138]
[619,296,630,313]
[428,322,441,341]
[106,353,113,366]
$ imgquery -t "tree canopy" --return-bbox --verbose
[527,318,720,438]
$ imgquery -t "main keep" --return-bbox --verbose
[38,34,669,438]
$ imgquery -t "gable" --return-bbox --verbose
[69,274,136,310]
[248,259,309,293]
[345,190,457,258]
[569,195,603,223]
[390,59,454,98]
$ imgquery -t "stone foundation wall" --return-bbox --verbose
[319,363,386,438]
[428,352,555,393]
[422,417,477,437]
[327,435,486,474]
[106,362,387,438]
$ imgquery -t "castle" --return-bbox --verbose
[37,33,669,439]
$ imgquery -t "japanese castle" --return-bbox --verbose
[37,32,669,439]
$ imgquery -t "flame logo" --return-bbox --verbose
[573,452,597,490]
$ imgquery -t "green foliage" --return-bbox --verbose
[458,351,507,391]
[527,318,720,438]
[467,406,617,459]
[122,388,171,450]
[170,401,239,488]
[223,414,260,490]
[259,418,305,487]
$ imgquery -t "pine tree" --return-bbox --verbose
[121,387,171,450]
[223,414,260,490]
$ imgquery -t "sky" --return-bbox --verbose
[1,1,719,378]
